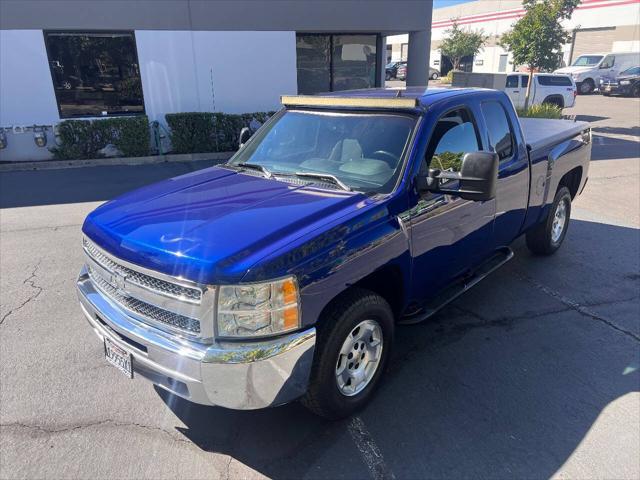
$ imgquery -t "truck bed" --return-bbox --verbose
[520,118,589,151]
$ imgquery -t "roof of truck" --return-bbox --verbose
[281,86,493,110]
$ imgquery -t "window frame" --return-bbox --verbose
[295,33,381,95]
[423,105,483,174]
[480,100,516,162]
[43,30,145,119]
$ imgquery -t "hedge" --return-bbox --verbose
[516,103,563,119]
[50,116,150,160]
[165,111,275,154]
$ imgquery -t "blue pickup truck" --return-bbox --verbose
[77,87,591,419]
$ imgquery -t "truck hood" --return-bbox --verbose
[554,66,592,75]
[82,166,368,284]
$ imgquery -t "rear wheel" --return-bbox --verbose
[302,288,394,419]
[526,186,572,255]
[431,72,439,80]
[632,84,640,97]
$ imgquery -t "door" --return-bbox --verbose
[407,107,496,301]
[498,54,509,72]
[598,54,616,83]
[480,100,529,247]
[504,74,521,107]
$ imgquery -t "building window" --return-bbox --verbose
[296,34,378,95]
[44,31,144,118]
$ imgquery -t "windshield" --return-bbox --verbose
[571,55,603,67]
[229,110,417,193]
[622,66,640,75]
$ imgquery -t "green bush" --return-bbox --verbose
[441,69,458,85]
[165,111,276,154]
[50,116,150,160]
[516,103,563,119]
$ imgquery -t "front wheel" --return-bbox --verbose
[302,288,394,419]
[578,79,594,94]
[431,72,439,80]
[526,186,572,255]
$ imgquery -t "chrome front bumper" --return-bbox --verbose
[77,266,316,409]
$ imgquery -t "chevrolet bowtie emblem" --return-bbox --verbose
[112,271,127,292]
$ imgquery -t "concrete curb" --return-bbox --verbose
[0,151,236,172]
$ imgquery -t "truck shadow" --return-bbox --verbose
[158,219,639,479]
[0,160,220,209]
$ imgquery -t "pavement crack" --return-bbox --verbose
[515,272,640,342]
[0,419,193,445]
[223,456,233,480]
[0,260,44,326]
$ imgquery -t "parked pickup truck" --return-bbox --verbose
[505,73,577,109]
[77,87,591,419]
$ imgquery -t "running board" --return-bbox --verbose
[398,247,514,325]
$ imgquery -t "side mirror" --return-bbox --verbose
[423,151,499,201]
[239,127,252,149]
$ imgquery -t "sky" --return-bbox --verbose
[433,0,475,9]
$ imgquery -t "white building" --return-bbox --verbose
[388,0,640,74]
[0,0,434,161]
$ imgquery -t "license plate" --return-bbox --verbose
[605,86,612,91]
[104,337,133,378]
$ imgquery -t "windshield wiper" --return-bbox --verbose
[237,162,272,178]
[293,172,351,191]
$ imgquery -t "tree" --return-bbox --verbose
[440,20,488,72]
[500,0,580,110]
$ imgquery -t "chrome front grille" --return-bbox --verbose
[83,237,215,340]
[83,238,202,302]
[88,266,201,334]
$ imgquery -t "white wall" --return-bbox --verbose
[0,29,298,161]
[0,30,61,161]
[136,30,298,124]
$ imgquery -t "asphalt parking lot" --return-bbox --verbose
[1,94,638,480]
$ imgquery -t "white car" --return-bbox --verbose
[555,52,640,94]
[504,73,576,109]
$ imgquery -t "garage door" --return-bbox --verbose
[571,27,617,62]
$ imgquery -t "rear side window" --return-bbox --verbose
[538,75,572,86]
[481,101,514,160]
[506,75,519,88]
[521,75,529,88]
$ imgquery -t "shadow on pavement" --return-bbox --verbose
[591,134,640,161]
[574,114,609,123]
[0,160,218,209]
[158,219,640,479]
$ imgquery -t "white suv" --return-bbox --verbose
[504,73,576,109]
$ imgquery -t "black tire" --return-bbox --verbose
[578,79,594,95]
[431,72,439,80]
[385,72,391,81]
[633,84,640,97]
[302,288,394,419]
[526,186,572,255]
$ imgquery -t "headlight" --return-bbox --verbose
[216,277,300,338]
[620,80,630,85]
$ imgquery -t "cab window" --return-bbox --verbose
[600,55,615,69]
[481,101,514,160]
[425,108,481,178]
[506,75,519,88]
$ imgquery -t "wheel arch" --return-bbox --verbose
[543,95,564,108]
[558,165,583,199]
